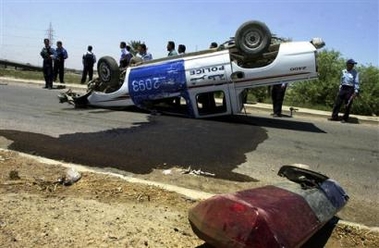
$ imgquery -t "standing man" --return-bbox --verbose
[178,44,186,55]
[209,42,218,49]
[271,83,287,117]
[119,41,133,68]
[329,59,360,123]
[81,45,96,84]
[53,41,68,84]
[137,43,153,61]
[40,38,56,89]
[167,41,178,56]
[130,43,152,66]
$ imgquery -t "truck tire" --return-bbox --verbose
[97,56,120,88]
[235,21,272,57]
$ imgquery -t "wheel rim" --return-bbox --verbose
[99,62,111,82]
[243,28,263,50]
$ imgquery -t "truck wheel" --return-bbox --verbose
[235,21,272,57]
[97,56,120,88]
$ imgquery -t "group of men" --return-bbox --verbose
[40,38,188,89]
[118,40,187,69]
[40,38,97,88]
[39,38,68,89]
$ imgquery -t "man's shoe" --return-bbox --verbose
[328,117,338,121]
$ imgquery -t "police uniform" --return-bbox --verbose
[330,59,360,122]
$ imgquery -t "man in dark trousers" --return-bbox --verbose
[329,59,360,123]
[271,83,287,117]
[81,46,96,84]
[40,38,56,89]
[53,41,68,83]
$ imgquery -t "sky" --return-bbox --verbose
[0,0,378,70]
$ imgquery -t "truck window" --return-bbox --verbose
[196,91,226,115]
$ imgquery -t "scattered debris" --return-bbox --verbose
[162,169,172,175]
[58,167,82,186]
[0,154,11,162]
[290,107,299,117]
[33,178,60,192]
[57,89,81,105]
[9,170,20,180]
[137,193,151,202]
[182,167,215,177]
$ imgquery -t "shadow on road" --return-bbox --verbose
[211,115,326,133]
[0,111,326,182]
[0,115,268,182]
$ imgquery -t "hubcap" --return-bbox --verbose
[99,63,111,81]
[244,29,262,49]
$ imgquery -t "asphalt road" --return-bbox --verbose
[1,81,378,226]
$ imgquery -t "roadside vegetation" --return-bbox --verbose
[1,49,378,116]
[248,50,379,116]
[0,68,82,84]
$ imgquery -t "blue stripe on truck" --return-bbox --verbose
[128,60,187,108]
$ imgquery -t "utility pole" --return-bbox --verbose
[45,22,54,45]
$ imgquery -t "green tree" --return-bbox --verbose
[286,49,344,108]
[353,65,379,115]
[286,49,379,115]
[249,49,379,116]
[127,40,143,56]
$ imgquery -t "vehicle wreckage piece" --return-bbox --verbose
[188,165,349,248]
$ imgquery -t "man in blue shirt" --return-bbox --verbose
[329,59,360,123]
[119,41,133,68]
[129,44,152,66]
[40,38,56,89]
[53,41,68,83]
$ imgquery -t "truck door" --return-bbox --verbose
[188,84,232,118]
[184,51,233,118]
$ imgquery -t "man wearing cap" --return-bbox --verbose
[329,59,360,123]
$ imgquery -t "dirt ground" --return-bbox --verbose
[0,149,378,248]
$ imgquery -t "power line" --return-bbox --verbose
[2,25,46,32]
[45,22,55,45]
[0,34,42,40]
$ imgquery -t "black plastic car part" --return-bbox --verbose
[278,165,329,189]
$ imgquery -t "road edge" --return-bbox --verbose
[1,148,378,233]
